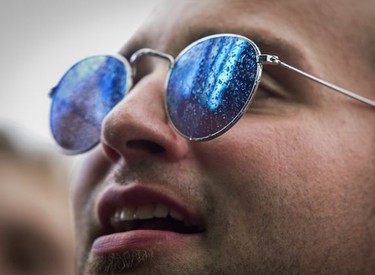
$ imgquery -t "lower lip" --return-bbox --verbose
[92,230,197,255]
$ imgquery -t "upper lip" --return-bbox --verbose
[96,184,205,234]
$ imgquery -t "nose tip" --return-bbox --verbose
[101,70,188,164]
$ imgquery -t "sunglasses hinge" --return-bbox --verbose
[258,54,280,65]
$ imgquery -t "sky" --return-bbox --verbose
[0,0,154,149]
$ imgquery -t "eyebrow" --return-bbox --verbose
[187,27,316,74]
[244,30,316,74]
[124,26,318,95]
[122,23,310,68]
[125,25,375,107]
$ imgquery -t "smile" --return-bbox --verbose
[92,185,205,255]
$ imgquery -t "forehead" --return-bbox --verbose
[125,0,373,56]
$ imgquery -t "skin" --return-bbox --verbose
[73,0,375,274]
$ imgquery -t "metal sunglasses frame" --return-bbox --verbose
[128,33,375,141]
[130,33,375,108]
[50,33,375,153]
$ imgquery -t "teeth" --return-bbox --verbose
[134,205,154,220]
[120,207,135,221]
[154,204,169,218]
[113,211,121,222]
[111,203,195,226]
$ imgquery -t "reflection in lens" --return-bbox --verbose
[50,55,128,154]
[166,35,261,140]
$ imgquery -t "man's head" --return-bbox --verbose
[0,129,74,275]
[71,0,375,273]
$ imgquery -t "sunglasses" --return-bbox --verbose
[49,33,375,154]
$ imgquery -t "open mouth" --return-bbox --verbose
[110,204,205,234]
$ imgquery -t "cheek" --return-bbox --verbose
[194,120,317,191]
[193,115,374,219]
[72,148,111,224]
[192,115,375,266]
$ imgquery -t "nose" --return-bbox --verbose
[101,67,188,164]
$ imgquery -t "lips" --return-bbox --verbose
[93,184,205,255]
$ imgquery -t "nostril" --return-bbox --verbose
[102,144,121,162]
[126,140,165,154]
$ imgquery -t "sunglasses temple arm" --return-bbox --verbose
[259,54,375,107]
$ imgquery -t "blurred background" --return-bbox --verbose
[0,1,154,274]
[0,0,154,144]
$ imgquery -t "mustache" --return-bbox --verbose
[108,159,191,187]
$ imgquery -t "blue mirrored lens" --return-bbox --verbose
[166,35,260,140]
[50,55,128,154]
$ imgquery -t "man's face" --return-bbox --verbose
[73,0,375,274]
[0,157,74,275]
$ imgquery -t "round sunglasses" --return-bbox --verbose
[49,33,375,154]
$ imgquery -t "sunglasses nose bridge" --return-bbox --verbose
[130,48,175,70]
